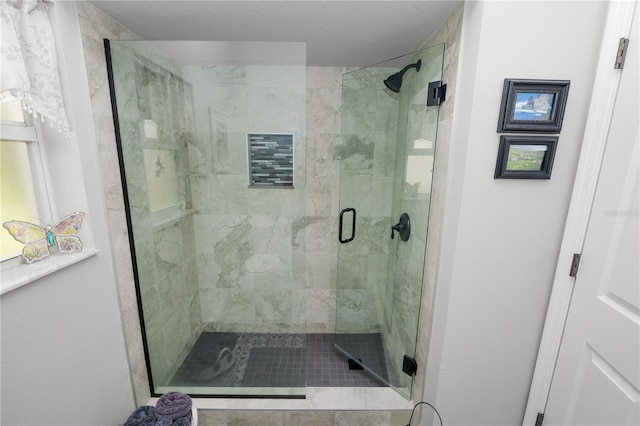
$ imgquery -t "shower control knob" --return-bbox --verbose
[391,213,411,242]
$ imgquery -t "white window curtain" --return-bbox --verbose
[1,0,69,135]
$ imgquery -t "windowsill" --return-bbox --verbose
[0,248,99,296]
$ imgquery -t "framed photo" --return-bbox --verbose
[497,79,570,132]
[494,135,558,179]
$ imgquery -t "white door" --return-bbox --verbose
[543,7,639,426]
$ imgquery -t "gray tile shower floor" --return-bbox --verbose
[169,333,388,388]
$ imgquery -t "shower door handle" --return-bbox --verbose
[339,208,356,244]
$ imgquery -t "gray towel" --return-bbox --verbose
[155,391,192,422]
[124,406,156,426]
[154,416,173,426]
[173,418,190,426]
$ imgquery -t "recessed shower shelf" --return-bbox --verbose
[149,208,196,229]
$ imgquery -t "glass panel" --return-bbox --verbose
[336,44,445,399]
[107,40,307,397]
[0,140,40,260]
[335,63,400,390]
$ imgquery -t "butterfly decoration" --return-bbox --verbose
[3,212,84,264]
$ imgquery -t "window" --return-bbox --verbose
[0,94,52,261]
[0,2,100,295]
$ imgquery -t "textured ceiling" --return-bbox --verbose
[89,0,462,67]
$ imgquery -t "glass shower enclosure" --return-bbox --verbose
[336,44,445,399]
[106,37,444,400]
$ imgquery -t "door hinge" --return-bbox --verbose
[426,80,446,106]
[614,37,629,69]
[535,412,544,426]
[569,253,582,277]
[402,354,418,377]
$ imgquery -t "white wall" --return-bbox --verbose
[424,1,608,425]
[0,3,136,424]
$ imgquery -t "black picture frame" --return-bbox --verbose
[497,79,570,133]
[494,135,558,179]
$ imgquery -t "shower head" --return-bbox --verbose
[383,59,422,93]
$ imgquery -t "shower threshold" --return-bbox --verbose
[148,387,414,426]
[167,332,388,391]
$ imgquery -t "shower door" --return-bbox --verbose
[335,44,444,399]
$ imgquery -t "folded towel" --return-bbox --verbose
[155,391,192,422]
[154,416,174,426]
[124,405,156,426]
[173,418,190,426]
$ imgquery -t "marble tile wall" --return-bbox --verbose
[181,64,309,334]
[184,63,397,336]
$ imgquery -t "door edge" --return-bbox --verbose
[522,1,638,424]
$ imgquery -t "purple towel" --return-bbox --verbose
[173,419,190,426]
[124,405,156,426]
[154,416,173,426]
[155,391,192,422]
